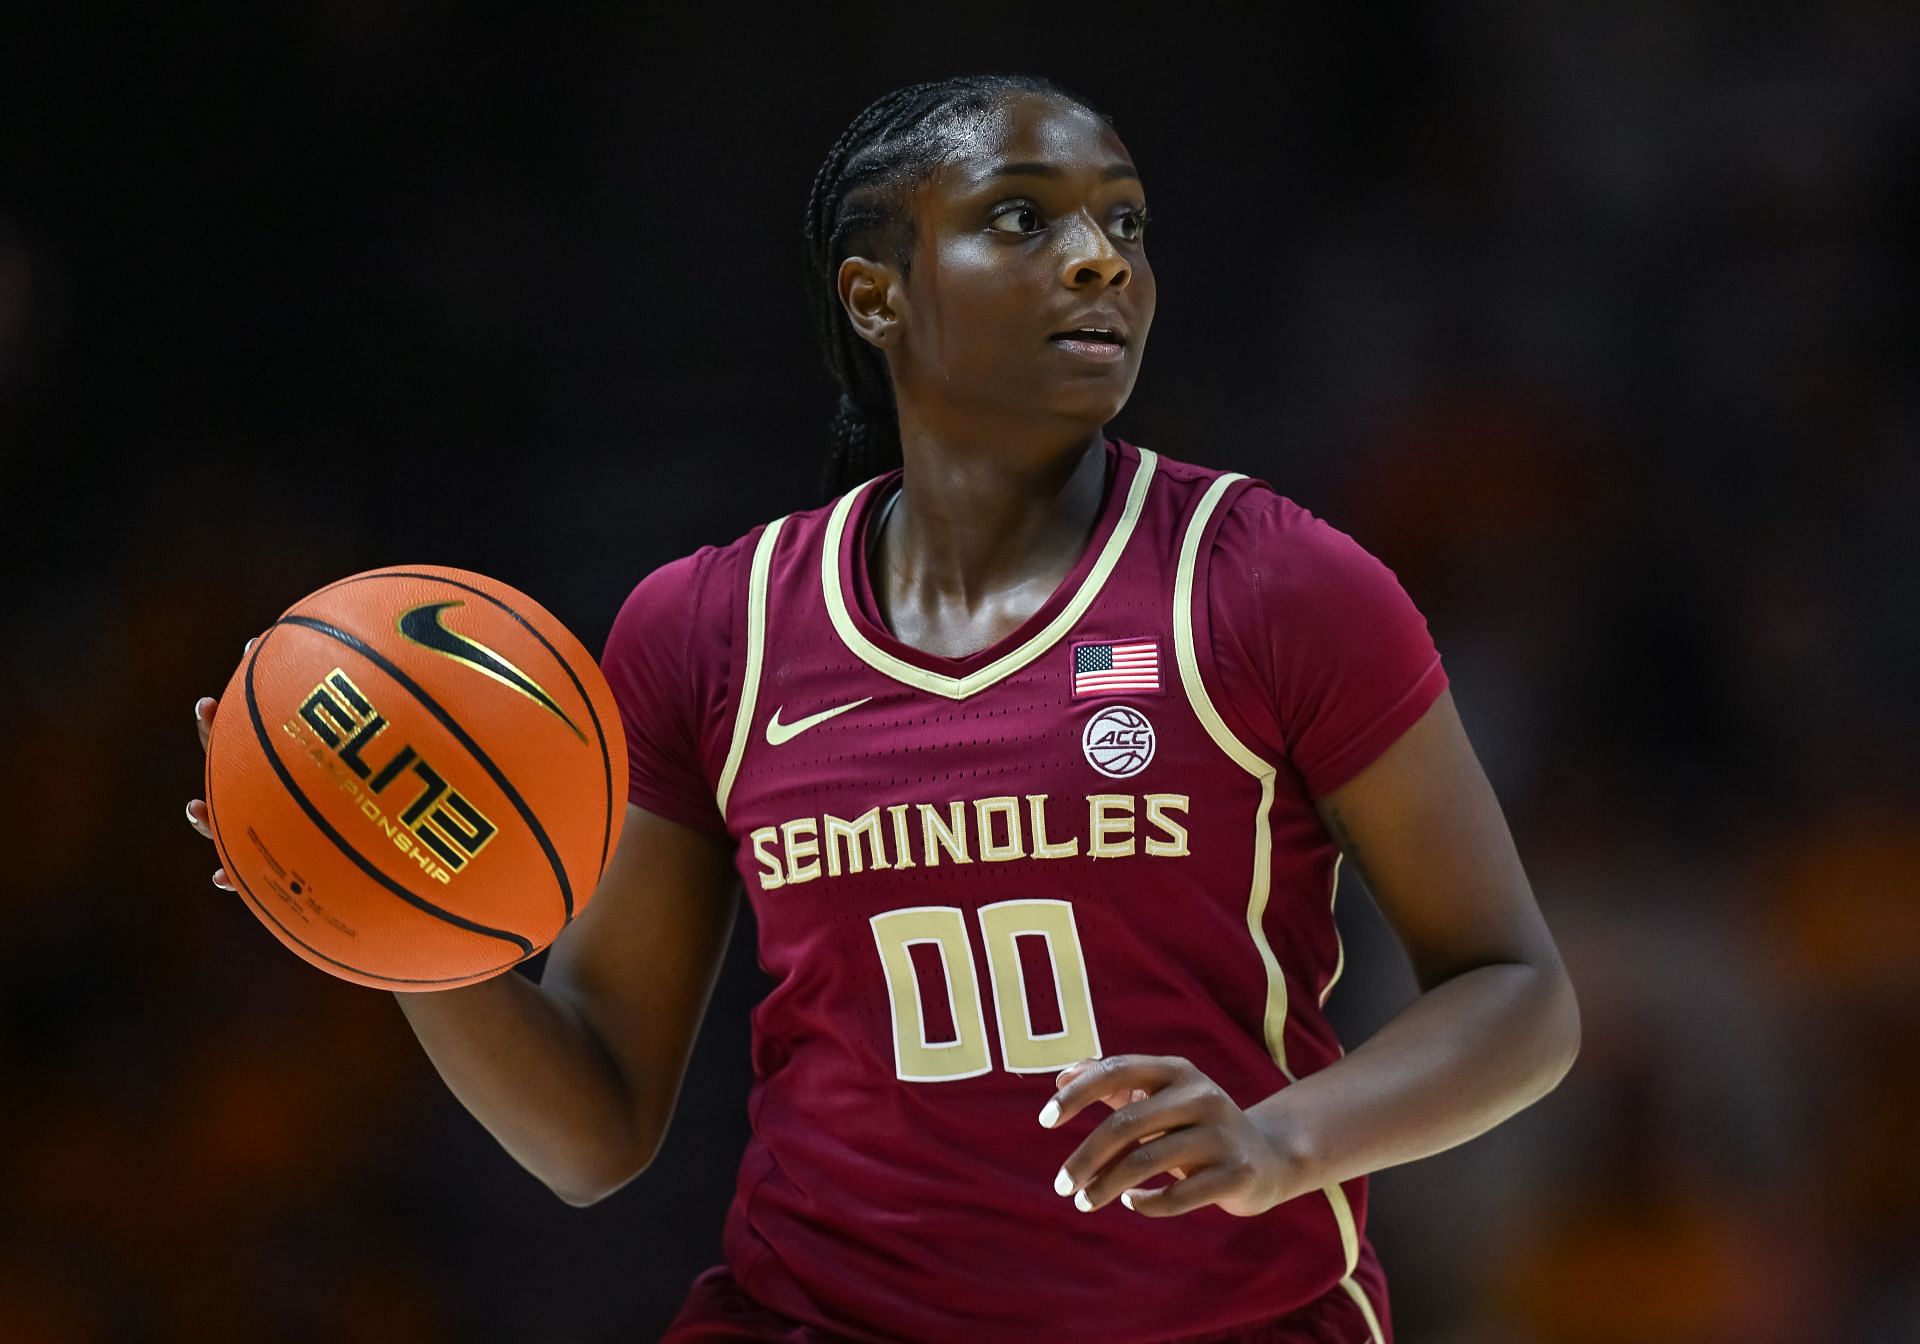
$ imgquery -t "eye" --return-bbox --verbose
[988,202,1043,234]
[989,201,1154,241]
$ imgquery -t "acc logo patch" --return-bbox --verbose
[1082,704,1156,780]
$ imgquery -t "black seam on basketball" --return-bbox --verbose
[243,631,537,956]
[306,569,614,911]
[208,733,520,984]
[274,613,576,924]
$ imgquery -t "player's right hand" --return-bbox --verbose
[187,635,259,892]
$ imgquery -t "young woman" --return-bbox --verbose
[188,73,1579,1344]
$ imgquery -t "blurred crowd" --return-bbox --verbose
[1304,8,1920,1338]
[3,4,1915,1340]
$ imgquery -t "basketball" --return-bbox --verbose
[204,564,628,991]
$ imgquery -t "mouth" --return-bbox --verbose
[1052,334,1121,359]
[1047,327,1127,348]
[1047,332,1127,363]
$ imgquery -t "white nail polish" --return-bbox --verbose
[1074,1189,1093,1213]
[1121,1192,1136,1211]
[185,802,197,824]
[1053,1167,1072,1197]
[1038,1099,1060,1128]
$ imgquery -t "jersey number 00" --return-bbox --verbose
[869,899,1102,1082]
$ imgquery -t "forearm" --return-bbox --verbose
[1250,961,1580,1193]
[394,972,641,1205]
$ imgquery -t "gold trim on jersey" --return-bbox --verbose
[1171,470,1369,1288]
[717,514,787,821]
[1170,471,1292,1081]
[1339,1273,1388,1344]
[1323,1185,1362,1294]
[819,447,1159,701]
[1320,850,1347,1012]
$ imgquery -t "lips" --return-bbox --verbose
[1047,335,1127,363]
[1048,313,1129,346]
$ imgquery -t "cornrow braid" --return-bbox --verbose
[801,74,1113,503]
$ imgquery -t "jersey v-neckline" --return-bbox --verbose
[822,437,1155,700]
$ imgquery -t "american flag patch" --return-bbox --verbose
[1071,638,1162,698]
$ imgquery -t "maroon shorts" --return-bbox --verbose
[661,1240,1393,1344]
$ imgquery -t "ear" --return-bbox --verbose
[838,255,903,350]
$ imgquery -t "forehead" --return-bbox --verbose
[922,92,1134,198]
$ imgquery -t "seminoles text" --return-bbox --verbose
[750,792,1191,891]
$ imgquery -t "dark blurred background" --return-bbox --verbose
[4,3,1917,1340]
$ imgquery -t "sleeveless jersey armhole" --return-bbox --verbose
[1190,479,1295,780]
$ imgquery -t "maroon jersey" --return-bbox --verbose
[601,436,1446,1343]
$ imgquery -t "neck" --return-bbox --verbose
[870,424,1110,613]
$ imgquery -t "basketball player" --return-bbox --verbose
[187,74,1580,1343]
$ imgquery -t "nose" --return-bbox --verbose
[1059,210,1131,289]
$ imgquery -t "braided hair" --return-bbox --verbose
[802,74,1115,503]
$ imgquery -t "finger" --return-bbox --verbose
[1039,1055,1179,1130]
[1048,1064,1129,1117]
[1055,1064,1140,1112]
[1054,1086,1213,1205]
[212,868,234,891]
[185,799,214,839]
[1119,1164,1240,1218]
[245,636,258,656]
[194,697,216,752]
[1053,1057,1098,1088]
[1075,1127,1217,1212]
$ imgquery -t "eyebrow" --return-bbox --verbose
[970,160,1142,186]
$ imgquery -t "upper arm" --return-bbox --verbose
[1312,688,1570,995]
[554,542,739,1179]
[539,802,739,1175]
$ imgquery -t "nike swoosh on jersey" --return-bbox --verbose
[397,601,588,744]
[765,696,873,746]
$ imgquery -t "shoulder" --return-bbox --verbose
[1115,440,1392,597]
[1208,481,1407,617]
[1121,444,1360,596]
[1191,469,1447,791]
[1207,479,1440,672]
[607,543,727,642]
[1125,441,1300,551]
[1125,439,1249,504]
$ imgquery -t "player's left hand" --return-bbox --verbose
[1039,1054,1306,1218]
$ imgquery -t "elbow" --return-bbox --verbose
[548,1161,620,1207]
[1541,963,1582,1089]
[553,1182,607,1210]
[549,1133,662,1209]
[550,1165,637,1209]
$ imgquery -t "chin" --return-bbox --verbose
[1051,386,1133,424]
